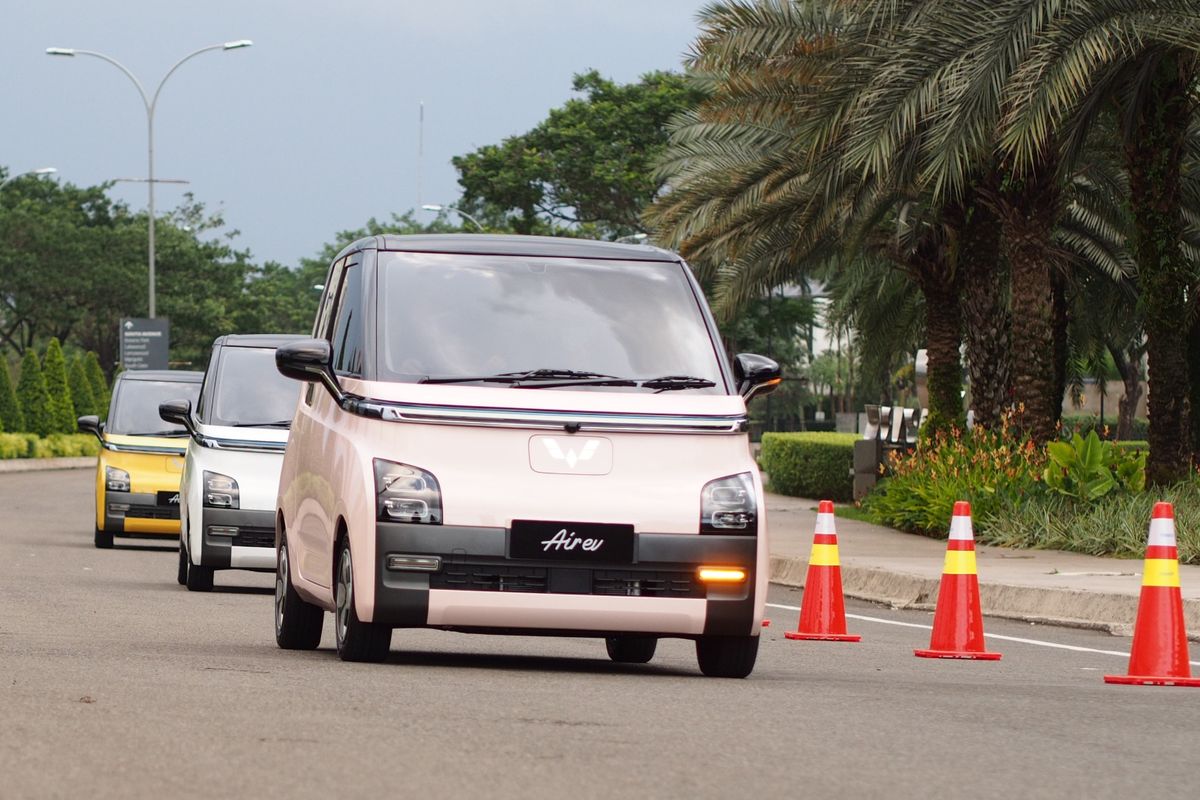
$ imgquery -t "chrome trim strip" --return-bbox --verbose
[351,398,746,434]
[102,442,188,455]
[197,436,288,453]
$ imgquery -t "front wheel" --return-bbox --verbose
[94,527,113,549]
[605,636,657,664]
[696,635,759,679]
[335,542,391,663]
[275,540,323,650]
[176,534,188,585]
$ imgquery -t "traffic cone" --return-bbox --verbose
[1105,502,1200,687]
[785,500,861,642]
[914,501,1001,660]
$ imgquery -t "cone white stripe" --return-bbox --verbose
[815,512,836,535]
[1147,517,1177,548]
[948,513,975,541]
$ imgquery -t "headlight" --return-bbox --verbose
[105,466,130,492]
[204,471,240,509]
[374,459,442,524]
[700,472,757,534]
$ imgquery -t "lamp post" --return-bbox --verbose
[422,203,485,232]
[0,167,57,192]
[47,41,252,318]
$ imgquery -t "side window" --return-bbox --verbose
[329,263,363,377]
[313,257,346,340]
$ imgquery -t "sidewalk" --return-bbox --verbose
[766,493,1200,639]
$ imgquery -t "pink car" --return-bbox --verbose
[273,235,781,677]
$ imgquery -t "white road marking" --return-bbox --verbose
[764,602,1200,666]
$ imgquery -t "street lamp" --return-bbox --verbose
[47,40,253,318]
[422,203,485,232]
[0,167,57,192]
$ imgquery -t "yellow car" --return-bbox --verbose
[79,370,203,549]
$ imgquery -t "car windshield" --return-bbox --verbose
[206,347,300,427]
[107,379,201,436]
[376,252,725,393]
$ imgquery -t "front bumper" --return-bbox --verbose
[198,507,277,570]
[372,522,757,636]
[103,490,181,535]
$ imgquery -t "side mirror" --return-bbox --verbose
[275,339,345,404]
[158,399,197,438]
[77,415,102,441]
[734,353,782,402]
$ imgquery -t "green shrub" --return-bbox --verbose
[981,483,1200,564]
[760,432,856,501]
[0,360,21,433]
[68,355,98,420]
[0,433,36,458]
[1043,430,1146,499]
[864,416,1045,537]
[42,338,76,434]
[84,351,110,420]
[16,350,52,436]
[1061,414,1148,441]
[28,433,101,458]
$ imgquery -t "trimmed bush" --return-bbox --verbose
[85,352,110,420]
[68,355,98,420]
[760,432,856,501]
[42,338,76,434]
[0,360,21,433]
[0,432,99,459]
[16,350,52,436]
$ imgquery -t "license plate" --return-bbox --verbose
[509,520,634,563]
[157,490,182,506]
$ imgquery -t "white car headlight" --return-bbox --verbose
[700,472,757,534]
[374,459,442,524]
[105,466,131,493]
[204,471,240,509]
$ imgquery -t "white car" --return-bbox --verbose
[159,334,305,591]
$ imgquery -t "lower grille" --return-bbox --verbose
[231,527,275,548]
[593,570,702,598]
[126,504,180,520]
[432,564,548,592]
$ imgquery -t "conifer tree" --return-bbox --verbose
[42,339,76,434]
[84,352,110,420]
[16,350,52,436]
[0,360,23,434]
[68,355,97,421]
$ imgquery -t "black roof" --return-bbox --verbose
[337,233,682,264]
[116,369,203,383]
[212,333,307,349]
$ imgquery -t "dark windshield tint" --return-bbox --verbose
[206,347,301,427]
[376,253,724,392]
[107,379,201,436]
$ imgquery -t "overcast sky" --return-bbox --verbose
[3,0,708,268]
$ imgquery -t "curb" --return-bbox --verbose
[0,457,96,474]
[769,555,1200,642]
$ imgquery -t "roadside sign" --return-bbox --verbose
[119,318,170,370]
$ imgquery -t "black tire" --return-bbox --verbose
[275,540,323,650]
[176,534,188,585]
[94,527,113,549]
[186,559,214,592]
[696,635,759,679]
[335,542,391,663]
[605,636,658,664]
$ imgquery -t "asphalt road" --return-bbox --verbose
[1,469,1197,800]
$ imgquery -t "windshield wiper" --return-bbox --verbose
[638,375,717,392]
[231,420,292,428]
[420,369,622,385]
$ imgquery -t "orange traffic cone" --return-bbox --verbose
[914,501,1001,660]
[1105,502,1200,687]
[785,500,860,642]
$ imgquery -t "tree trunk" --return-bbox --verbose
[1111,343,1143,442]
[1051,269,1069,430]
[959,191,1010,429]
[911,238,964,438]
[1126,51,1195,486]
[997,154,1061,443]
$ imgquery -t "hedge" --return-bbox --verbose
[1061,414,1148,440]
[760,432,856,501]
[0,433,100,459]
